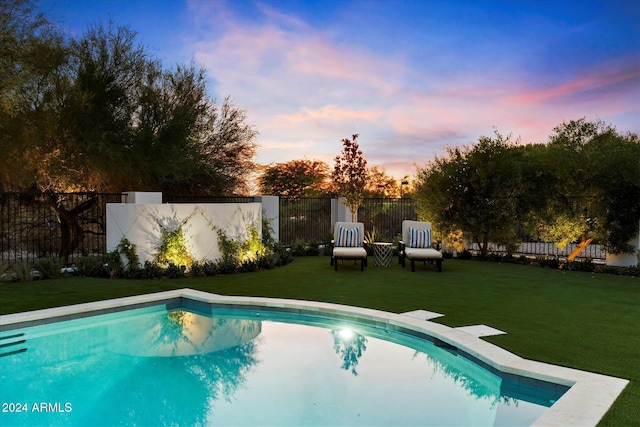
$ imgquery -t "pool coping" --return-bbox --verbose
[0,288,629,427]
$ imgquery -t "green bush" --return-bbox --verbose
[33,257,64,279]
[0,262,11,282]
[291,240,307,256]
[140,261,163,279]
[202,261,219,276]
[189,260,205,277]
[165,263,185,279]
[12,262,32,282]
[74,256,109,278]
[564,259,596,272]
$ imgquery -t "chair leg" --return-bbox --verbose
[335,259,338,271]
[411,259,415,272]
[361,259,364,271]
[437,259,442,272]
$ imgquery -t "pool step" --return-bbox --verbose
[0,333,27,357]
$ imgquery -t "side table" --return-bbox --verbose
[373,242,393,268]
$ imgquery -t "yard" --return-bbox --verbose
[1,257,638,426]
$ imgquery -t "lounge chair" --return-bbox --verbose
[399,220,443,272]
[330,222,368,271]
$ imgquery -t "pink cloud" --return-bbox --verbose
[185,2,639,179]
[277,105,384,124]
[505,57,640,106]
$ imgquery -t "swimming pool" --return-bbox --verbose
[0,289,628,426]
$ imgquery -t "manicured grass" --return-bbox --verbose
[1,257,638,426]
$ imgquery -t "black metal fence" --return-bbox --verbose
[279,198,333,245]
[0,192,121,266]
[358,198,418,242]
[0,192,608,266]
[164,195,256,204]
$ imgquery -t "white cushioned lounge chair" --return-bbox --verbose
[399,220,443,272]
[330,222,368,271]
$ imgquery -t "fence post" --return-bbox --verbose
[331,197,354,226]
[121,192,162,204]
[255,196,279,242]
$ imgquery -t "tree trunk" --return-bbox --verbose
[481,235,489,256]
[46,192,96,264]
[567,236,594,261]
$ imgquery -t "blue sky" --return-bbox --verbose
[40,0,640,178]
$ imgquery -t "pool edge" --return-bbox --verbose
[0,288,629,427]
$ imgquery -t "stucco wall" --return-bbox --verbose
[106,203,262,267]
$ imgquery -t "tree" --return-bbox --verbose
[580,124,639,254]
[258,159,331,199]
[0,0,69,188]
[1,17,258,194]
[532,119,640,257]
[364,166,402,198]
[332,134,367,221]
[414,131,524,255]
[0,7,258,260]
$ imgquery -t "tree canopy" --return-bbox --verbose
[0,0,257,194]
[414,119,640,256]
[258,159,331,199]
[414,131,524,255]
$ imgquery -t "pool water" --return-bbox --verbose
[0,305,560,426]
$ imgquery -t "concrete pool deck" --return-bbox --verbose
[0,288,629,427]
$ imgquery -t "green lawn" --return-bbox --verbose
[1,257,638,426]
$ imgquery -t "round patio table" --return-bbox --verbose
[373,242,393,268]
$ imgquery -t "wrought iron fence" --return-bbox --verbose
[163,195,256,203]
[0,192,608,265]
[0,192,121,266]
[279,198,332,245]
[358,198,418,242]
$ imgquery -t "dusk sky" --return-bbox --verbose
[39,0,640,178]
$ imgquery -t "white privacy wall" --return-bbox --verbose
[106,203,262,267]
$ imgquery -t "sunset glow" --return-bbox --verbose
[40,0,640,178]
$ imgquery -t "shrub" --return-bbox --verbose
[291,240,307,257]
[457,249,472,260]
[305,241,320,256]
[533,255,560,269]
[202,260,219,276]
[441,249,454,259]
[0,262,11,282]
[33,257,64,279]
[165,263,186,279]
[12,262,33,282]
[189,260,205,277]
[564,258,596,272]
[74,256,110,278]
[141,261,163,279]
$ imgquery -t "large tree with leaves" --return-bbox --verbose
[332,134,367,221]
[258,159,331,199]
[0,2,258,260]
[414,131,526,255]
[537,119,640,256]
[364,166,402,198]
[1,7,257,194]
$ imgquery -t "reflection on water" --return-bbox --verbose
[0,308,559,426]
[331,328,368,375]
[109,310,262,356]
